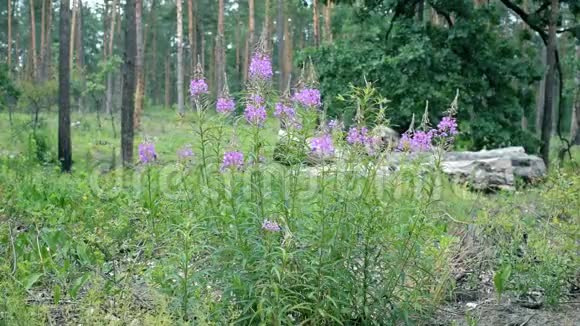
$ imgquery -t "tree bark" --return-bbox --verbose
[176,0,185,115]
[243,0,255,83]
[121,0,137,167]
[7,0,12,74]
[76,0,85,112]
[40,0,45,79]
[536,45,547,135]
[45,0,52,77]
[235,19,241,77]
[264,0,271,51]
[134,0,144,129]
[29,0,38,80]
[312,0,320,46]
[59,0,72,172]
[164,51,170,108]
[70,0,77,70]
[570,44,580,145]
[283,11,293,87]
[216,0,225,94]
[187,0,197,74]
[276,0,285,91]
[324,0,332,43]
[540,0,558,169]
[105,0,119,115]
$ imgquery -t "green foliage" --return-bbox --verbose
[300,1,542,152]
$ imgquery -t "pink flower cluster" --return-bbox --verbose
[249,52,273,81]
[216,97,235,114]
[262,219,281,232]
[139,142,157,164]
[189,79,208,97]
[292,88,322,108]
[310,134,335,158]
[397,115,458,152]
[244,94,267,126]
[221,151,244,171]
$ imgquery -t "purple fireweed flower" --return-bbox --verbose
[189,79,208,97]
[249,52,273,81]
[310,134,335,158]
[397,132,413,152]
[244,104,267,126]
[262,219,281,232]
[221,151,244,171]
[139,142,157,164]
[436,116,458,137]
[274,102,296,121]
[177,145,194,161]
[216,97,236,114]
[346,126,370,145]
[412,130,434,151]
[292,88,322,108]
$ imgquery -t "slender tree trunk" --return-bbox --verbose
[243,0,255,83]
[235,19,241,78]
[312,0,320,46]
[176,0,185,115]
[536,45,547,134]
[216,0,225,94]
[105,0,119,115]
[29,0,38,80]
[540,0,559,169]
[164,52,170,108]
[121,0,137,167]
[187,0,196,73]
[283,12,293,87]
[59,0,72,172]
[324,0,332,43]
[46,0,52,77]
[570,44,580,145]
[77,0,85,112]
[70,0,77,70]
[134,0,144,129]
[201,31,205,71]
[276,0,285,91]
[40,0,45,79]
[264,0,271,51]
[7,0,12,74]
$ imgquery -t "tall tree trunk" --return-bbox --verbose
[276,0,284,91]
[134,0,144,129]
[121,0,137,167]
[29,0,38,80]
[540,0,559,169]
[176,0,185,115]
[40,0,45,80]
[216,0,225,94]
[323,0,332,43]
[312,0,320,46]
[243,0,255,83]
[264,0,271,51]
[76,0,85,112]
[283,11,293,87]
[235,19,241,78]
[70,0,77,70]
[7,0,12,74]
[46,0,52,77]
[570,44,580,145]
[146,0,158,104]
[536,45,547,135]
[105,0,119,115]
[59,0,72,172]
[164,52,170,108]
[187,0,196,74]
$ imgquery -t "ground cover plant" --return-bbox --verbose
[1,45,579,326]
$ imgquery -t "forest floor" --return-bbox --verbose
[0,110,578,325]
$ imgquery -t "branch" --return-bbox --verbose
[427,0,454,27]
[499,0,547,44]
[557,25,578,34]
[532,2,550,15]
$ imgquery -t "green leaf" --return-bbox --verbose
[23,273,43,290]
